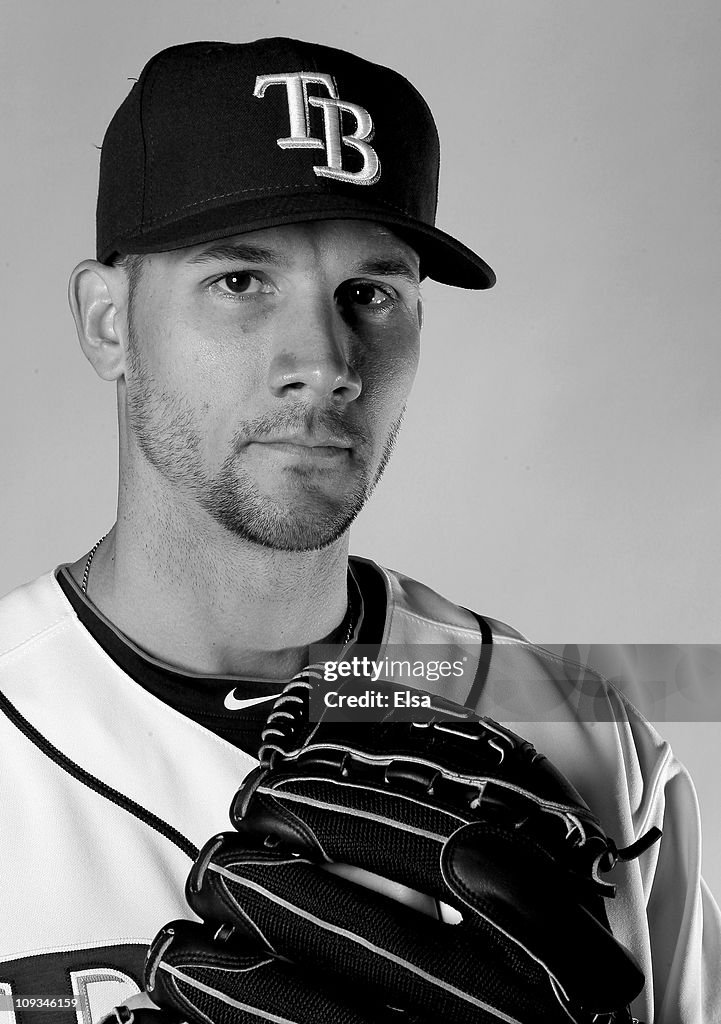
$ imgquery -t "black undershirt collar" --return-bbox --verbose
[54,556,388,758]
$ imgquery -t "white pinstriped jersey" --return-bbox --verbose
[0,562,719,1024]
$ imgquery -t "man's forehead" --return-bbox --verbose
[172,220,420,269]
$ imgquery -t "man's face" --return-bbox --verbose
[121,220,421,551]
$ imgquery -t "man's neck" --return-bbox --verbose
[69,517,351,680]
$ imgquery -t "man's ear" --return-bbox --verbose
[68,260,129,381]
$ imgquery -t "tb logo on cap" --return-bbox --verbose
[254,72,381,185]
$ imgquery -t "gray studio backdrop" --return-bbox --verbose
[2,1,720,897]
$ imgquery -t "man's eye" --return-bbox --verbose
[213,272,270,295]
[340,282,394,308]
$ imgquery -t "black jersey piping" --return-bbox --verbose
[462,609,493,710]
[0,686,199,861]
[346,556,388,657]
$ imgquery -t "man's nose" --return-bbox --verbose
[267,299,362,402]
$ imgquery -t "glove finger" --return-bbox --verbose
[186,833,569,1024]
[231,762,456,901]
[145,919,420,1024]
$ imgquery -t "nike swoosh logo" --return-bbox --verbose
[223,689,283,711]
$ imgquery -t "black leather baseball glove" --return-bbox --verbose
[143,675,660,1024]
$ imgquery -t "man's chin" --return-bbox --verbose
[204,491,366,552]
[220,515,357,553]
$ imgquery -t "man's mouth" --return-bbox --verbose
[267,432,352,448]
[247,435,353,461]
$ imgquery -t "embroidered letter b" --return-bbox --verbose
[254,72,381,185]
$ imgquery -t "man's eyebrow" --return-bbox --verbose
[185,243,288,267]
[185,244,419,282]
[352,257,420,284]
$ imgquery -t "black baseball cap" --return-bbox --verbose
[96,38,495,289]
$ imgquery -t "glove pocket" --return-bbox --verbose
[440,821,645,1015]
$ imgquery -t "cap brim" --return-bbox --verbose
[101,192,495,290]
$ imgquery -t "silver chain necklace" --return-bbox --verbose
[81,533,108,594]
[80,534,358,646]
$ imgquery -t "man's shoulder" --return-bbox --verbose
[361,556,651,730]
[0,570,74,662]
[353,555,526,646]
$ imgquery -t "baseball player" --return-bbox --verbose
[0,37,718,1024]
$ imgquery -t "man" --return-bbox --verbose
[0,37,718,1024]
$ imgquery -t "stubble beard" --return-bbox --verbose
[124,327,404,552]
